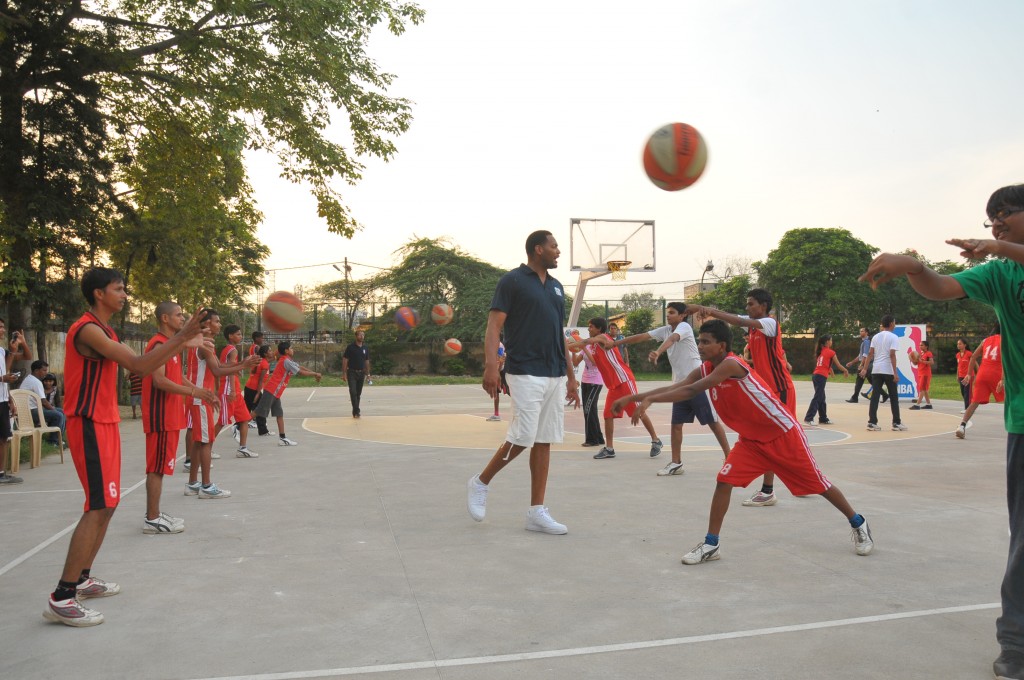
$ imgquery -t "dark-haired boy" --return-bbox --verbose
[686,289,794,507]
[44,268,206,626]
[143,302,217,534]
[861,315,905,432]
[252,341,321,446]
[860,184,1024,680]
[220,324,257,457]
[612,319,873,566]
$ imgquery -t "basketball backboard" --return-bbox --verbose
[569,219,655,273]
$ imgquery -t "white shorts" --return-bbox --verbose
[504,374,566,448]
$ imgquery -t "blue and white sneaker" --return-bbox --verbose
[198,483,232,499]
[184,481,201,496]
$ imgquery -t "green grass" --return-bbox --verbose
[292,372,965,400]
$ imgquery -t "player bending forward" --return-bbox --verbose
[612,319,874,565]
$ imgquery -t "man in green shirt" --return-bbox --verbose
[860,184,1024,680]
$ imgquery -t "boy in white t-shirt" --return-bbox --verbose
[610,302,731,475]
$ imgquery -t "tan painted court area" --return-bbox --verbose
[0,379,1012,680]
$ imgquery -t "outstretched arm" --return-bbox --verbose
[859,254,965,300]
[946,238,1024,266]
[685,304,763,330]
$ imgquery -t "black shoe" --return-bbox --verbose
[881,395,889,403]
[845,398,858,403]
[994,650,1024,680]
[581,442,600,447]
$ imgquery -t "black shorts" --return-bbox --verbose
[0,401,10,440]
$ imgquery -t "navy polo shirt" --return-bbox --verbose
[491,264,567,378]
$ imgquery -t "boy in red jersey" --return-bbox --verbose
[569,317,662,460]
[183,310,255,499]
[44,268,207,627]
[252,341,321,446]
[219,324,258,457]
[244,344,271,435]
[909,340,934,410]
[613,319,873,565]
[957,323,1003,439]
[142,302,217,534]
[686,289,793,507]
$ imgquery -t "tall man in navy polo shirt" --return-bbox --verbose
[468,230,580,534]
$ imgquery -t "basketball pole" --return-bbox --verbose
[567,270,610,329]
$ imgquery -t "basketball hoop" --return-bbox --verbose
[607,260,632,281]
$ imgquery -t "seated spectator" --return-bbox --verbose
[42,373,61,409]
[21,360,66,444]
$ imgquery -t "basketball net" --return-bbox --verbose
[607,260,631,282]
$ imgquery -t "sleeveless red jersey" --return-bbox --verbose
[978,335,1003,379]
[245,358,269,391]
[746,317,795,399]
[590,334,633,388]
[219,344,241,397]
[64,312,121,423]
[703,353,797,443]
[142,332,186,433]
[264,357,298,398]
[186,346,216,405]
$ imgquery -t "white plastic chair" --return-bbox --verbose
[9,389,64,469]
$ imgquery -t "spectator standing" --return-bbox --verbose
[341,330,371,418]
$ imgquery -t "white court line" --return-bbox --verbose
[0,470,149,579]
[306,389,317,402]
[189,602,1000,680]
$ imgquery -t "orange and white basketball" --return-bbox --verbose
[642,122,708,191]
[444,338,462,356]
[431,303,454,325]
[262,291,304,333]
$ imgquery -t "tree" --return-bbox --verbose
[376,237,505,343]
[754,228,878,335]
[0,1,424,331]
[620,290,662,313]
[624,308,655,336]
[310,271,384,333]
[693,273,754,315]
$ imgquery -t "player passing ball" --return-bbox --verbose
[611,319,874,566]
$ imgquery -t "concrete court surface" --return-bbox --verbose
[0,379,1013,680]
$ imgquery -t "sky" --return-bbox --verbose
[245,0,1024,306]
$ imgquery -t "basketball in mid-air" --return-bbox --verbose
[910,350,920,365]
[395,306,419,330]
[444,338,462,356]
[262,291,304,333]
[431,303,454,325]
[642,122,708,191]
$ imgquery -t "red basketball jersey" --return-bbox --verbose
[703,353,797,443]
[219,345,241,397]
[264,357,296,398]
[746,318,795,400]
[186,347,216,406]
[978,335,1003,379]
[590,334,633,388]
[142,333,186,433]
[245,358,269,391]
[64,312,121,423]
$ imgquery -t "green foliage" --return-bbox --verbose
[376,237,505,342]
[693,274,753,314]
[754,228,878,335]
[620,290,662,313]
[445,357,466,376]
[0,0,424,330]
[624,308,655,335]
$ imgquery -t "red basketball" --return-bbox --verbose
[642,122,708,191]
[444,338,462,356]
[395,306,419,330]
[262,291,304,333]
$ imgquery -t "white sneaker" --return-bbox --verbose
[742,491,778,507]
[682,541,721,564]
[198,483,232,499]
[892,423,908,432]
[525,506,567,534]
[956,424,966,439]
[236,446,258,458]
[184,481,201,496]
[278,437,298,446]
[866,423,882,432]
[43,597,104,627]
[143,515,185,534]
[486,415,501,422]
[160,512,185,528]
[248,421,258,429]
[467,475,488,522]
[211,451,221,459]
[852,518,874,555]
[657,461,684,476]
[232,426,240,443]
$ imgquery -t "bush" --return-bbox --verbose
[445,357,466,376]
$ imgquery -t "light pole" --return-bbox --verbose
[700,261,714,292]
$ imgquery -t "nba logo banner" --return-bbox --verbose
[893,324,927,401]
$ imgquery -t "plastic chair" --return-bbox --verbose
[8,391,40,473]
[9,389,64,469]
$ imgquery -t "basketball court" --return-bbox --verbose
[0,379,1011,679]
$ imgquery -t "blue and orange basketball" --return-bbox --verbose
[642,122,708,191]
[395,306,419,330]
[262,291,304,333]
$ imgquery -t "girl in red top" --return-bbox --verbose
[910,340,934,410]
[956,338,973,412]
[803,335,849,426]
